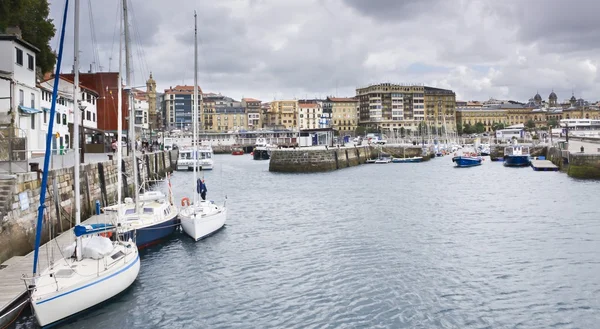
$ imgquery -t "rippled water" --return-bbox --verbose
[15,155,600,328]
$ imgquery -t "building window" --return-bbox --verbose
[19,89,24,106]
[86,111,91,121]
[30,93,35,108]
[31,115,35,130]
[56,113,61,124]
[27,54,34,70]
[93,113,96,122]
[62,113,67,125]
[15,48,23,66]
[43,110,47,124]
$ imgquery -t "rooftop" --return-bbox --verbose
[0,33,40,52]
[328,97,357,102]
[242,98,261,102]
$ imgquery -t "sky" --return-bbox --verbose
[48,0,600,103]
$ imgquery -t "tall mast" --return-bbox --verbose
[193,11,198,206]
[123,0,139,212]
[117,1,123,208]
[73,0,82,261]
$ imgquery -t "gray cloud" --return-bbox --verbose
[46,0,600,103]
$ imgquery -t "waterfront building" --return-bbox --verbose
[163,85,201,130]
[156,92,165,130]
[0,30,42,158]
[38,76,99,152]
[455,107,508,132]
[133,92,149,132]
[242,97,262,129]
[356,83,456,135]
[298,103,322,130]
[62,72,129,135]
[203,93,243,132]
[265,100,298,130]
[328,97,358,135]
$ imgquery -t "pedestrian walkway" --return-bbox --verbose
[567,140,600,154]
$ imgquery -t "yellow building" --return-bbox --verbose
[356,83,456,134]
[329,97,358,134]
[455,107,508,132]
[266,100,298,130]
[208,107,246,132]
[298,103,322,130]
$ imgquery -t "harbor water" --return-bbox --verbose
[14,155,600,328]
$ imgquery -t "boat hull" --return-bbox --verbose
[503,155,531,167]
[392,157,423,163]
[452,156,482,167]
[180,207,227,241]
[119,215,179,249]
[253,149,270,160]
[31,245,140,327]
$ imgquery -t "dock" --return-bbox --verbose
[531,159,559,171]
[0,214,111,325]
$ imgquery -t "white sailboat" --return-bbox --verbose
[111,0,179,249]
[26,1,139,326]
[179,12,227,241]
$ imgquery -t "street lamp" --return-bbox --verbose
[78,101,87,163]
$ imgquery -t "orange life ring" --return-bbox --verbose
[100,231,113,238]
[181,197,190,207]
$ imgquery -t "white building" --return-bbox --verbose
[0,31,41,157]
[37,76,99,152]
[133,93,149,131]
[298,103,322,130]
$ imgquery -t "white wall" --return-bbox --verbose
[0,41,13,74]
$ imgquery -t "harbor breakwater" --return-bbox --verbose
[0,150,178,264]
[547,147,600,179]
[269,145,433,173]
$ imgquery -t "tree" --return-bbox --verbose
[474,122,485,134]
[0,0,56,74]
[491,122,505,131]
[525,119,536,130]
[456,123,463,135]
[355,126,366,136]
[547,118,558,128]
[463,123,474,135]
[399,127,405,137]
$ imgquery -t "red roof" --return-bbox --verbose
[39,75,99,96]
[299,103,318,108]
[164,85,203,94]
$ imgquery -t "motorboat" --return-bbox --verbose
[177,145,214,170]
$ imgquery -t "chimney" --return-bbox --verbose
[6,26,22,39]
[71,65,74,74]
[88,64,92,73]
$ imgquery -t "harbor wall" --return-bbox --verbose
[566,154,600,179]
[0,150,177,264]
[269,146,373,173]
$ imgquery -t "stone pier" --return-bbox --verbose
[0,150,177,264]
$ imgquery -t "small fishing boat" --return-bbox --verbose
[392,156,423,163]
[452,155,482,167]
[253,138,276,160]
[375,153,392,164]
[231,147,244,155]
[365,158,376,164]
[177,145,214,170]
[504,144,531,167]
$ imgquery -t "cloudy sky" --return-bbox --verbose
[48,0,600,103]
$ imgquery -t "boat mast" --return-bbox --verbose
[123,0,139,213]
[73,0,82,261]
[117,1,123,209]
[193,11,198,206]
[32,0,70,276]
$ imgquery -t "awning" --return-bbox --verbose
[42,107,51,112]
[19,105,42,114]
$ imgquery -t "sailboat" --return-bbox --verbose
[179,12,227,241]
[25,1,139,326]
[110,0,179,248]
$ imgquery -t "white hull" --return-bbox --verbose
[180,202,227,241]
[30,241,140,327]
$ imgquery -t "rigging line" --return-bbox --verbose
[109,0,121,72]
[128,0,150,80]
[87,0,101,71]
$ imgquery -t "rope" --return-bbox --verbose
[0,299,28,329]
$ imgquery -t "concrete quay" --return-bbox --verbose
[268,145,433,173]
[547,139,600,179]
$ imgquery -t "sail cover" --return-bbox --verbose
[74,223,116,237]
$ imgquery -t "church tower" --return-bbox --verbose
[549,90,558,107]
[146,73,157,133]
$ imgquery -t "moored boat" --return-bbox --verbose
[231,147,244,155]
[504,145,531,167]
[452,155,482,167]
[177,145,214,170]
[392,156,423,163]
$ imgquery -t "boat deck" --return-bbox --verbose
[531,160,559,171]
[0,213,113,317]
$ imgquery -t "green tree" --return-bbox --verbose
[474,122,485,134]
[355,126,366,136]
[456,123,463,135]
[525,119,536,131]
[491,122,505,131]
[0,0,56,74]
[463,123,474,134]
[547,118,558,128]
[399,127,405,137]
